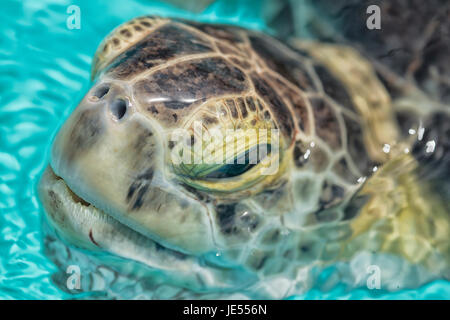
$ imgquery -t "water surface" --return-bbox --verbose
[0,0,448,299]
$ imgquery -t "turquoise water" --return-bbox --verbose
[0,0,448,299]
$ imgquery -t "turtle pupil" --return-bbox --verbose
[110,99,127,120]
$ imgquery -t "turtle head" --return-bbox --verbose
[42,73,292,257]
[40,17,295,265]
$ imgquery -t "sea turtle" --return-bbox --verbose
[38,16,449,299]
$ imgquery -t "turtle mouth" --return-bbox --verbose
[39,166,190,260]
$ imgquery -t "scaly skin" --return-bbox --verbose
[39,16,449,298]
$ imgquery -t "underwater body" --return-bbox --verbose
[1,0,449,299]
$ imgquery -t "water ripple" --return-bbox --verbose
[0,0,447,299]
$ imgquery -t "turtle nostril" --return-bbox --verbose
[110,98,127,120]
[92,84,110,100]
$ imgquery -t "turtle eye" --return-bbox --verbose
[203,162,255,179]
[174,142,282,196]
[176,144,271,180]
